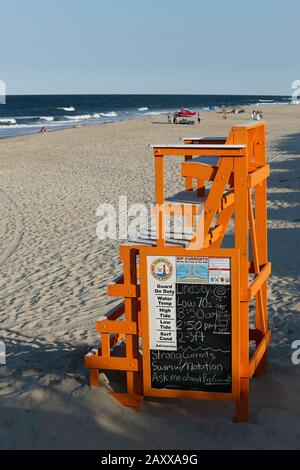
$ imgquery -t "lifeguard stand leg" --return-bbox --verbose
[90,369,100,387]
[233,126,250,422]
[235,379,249,422]
[254,179,268,376]
[109,246,143,410]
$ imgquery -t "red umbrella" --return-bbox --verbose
[175,108,197,117]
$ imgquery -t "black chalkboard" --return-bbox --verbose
[150,283,232,393]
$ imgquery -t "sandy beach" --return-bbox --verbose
[1,105,300,449]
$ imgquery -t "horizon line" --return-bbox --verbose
[5,92,290,97]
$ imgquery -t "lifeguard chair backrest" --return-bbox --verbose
[180,123,263,246]
[229,121,266,168]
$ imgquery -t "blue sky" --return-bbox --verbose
[1,0,299,95]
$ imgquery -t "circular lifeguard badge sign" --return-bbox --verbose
[150,258,173,281]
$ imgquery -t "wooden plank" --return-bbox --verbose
[150,144,246,149]
[248,189,267,334]
[242,262,271,301]
[241,330,271,378]
[248,164,270,188]
[153,147,245,157]
[126,237,189,247]
[89,369,100,388]
[232,125,250,422]
[184,155,193,191]
[220,191,234,212]
[122,247,143,396]
[101,333,110,357]
[233,121,265,130]
[254,139,268,374]
[181,162,218,182]
[255,173,268,376]
[85,355,141,372]
[107,283,140,298]
[96,320,137,335]
[204,157,233,236]
[204,224,224,247]
[212,204,235,248]
[154,154,165,247]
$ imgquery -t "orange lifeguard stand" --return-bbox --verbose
[85,121,271,422]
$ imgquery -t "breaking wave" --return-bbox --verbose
[0,118,17,125]
[57,106,75,112]
[40,116,54,122]
[143,111,165,116]
[100,111,118,117]
[64,114,91,120]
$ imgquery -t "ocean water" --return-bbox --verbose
[0,94,291,138]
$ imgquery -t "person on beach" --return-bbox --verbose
[167,113,172,124]
[251,110,257,120]
[39,126,47,133]
[197,112,201,123]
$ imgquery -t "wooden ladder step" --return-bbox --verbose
[183,155,220,166]
[166,189,207,205]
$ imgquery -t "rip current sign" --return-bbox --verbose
[140,248,240,400]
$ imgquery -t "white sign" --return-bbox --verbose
[208,258,231,285]
[0,341,6,365]
[0,81,6,105]
[147,256,177,351]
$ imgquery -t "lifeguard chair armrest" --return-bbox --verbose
[232,120,266,128]
[149,144,246,149]
[180,136,227,142]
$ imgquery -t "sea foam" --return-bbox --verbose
[143,111,165,116]
[40,116,54,122]
[64,114,91,120]
[58,107,75,112]
[0,118,17,124]
[100,111,118,117]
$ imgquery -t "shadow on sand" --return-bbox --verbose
[0,329,240,450]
